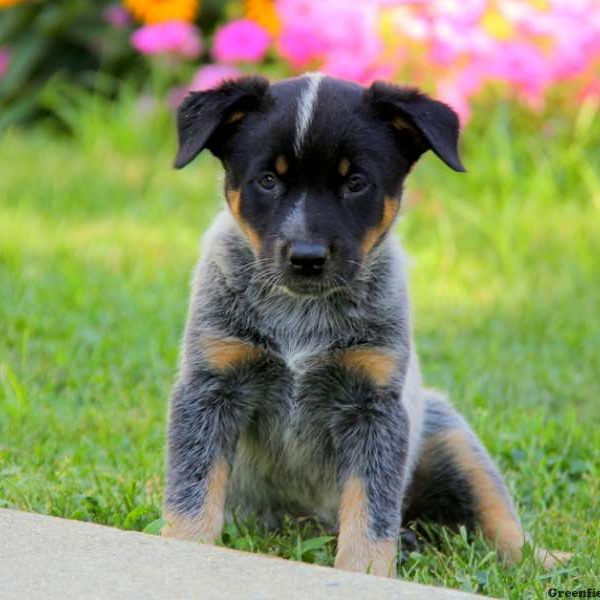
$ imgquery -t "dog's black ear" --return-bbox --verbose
[174,76,270,169]
[366,81,466,172]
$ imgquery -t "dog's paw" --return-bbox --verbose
[536,548,572,570]
[334,540,398,577]
[161,512,220,544]
[398,528,424,563]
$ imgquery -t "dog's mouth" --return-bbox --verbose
[280,277,340,297]
[250,254,361,298]
[279,266,360,297]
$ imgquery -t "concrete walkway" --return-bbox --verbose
[0,509,486,599]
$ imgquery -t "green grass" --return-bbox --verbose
[1,90,599,598]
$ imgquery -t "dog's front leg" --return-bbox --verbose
[162,376,234,544]
[162,337,263,543]
[330,348,409,577]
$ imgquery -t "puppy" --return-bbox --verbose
[162,74,567,576]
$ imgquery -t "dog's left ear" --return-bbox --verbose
[174,75,270,169]
[366,81,466,172]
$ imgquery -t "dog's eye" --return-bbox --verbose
[256,172,278,192]
[344,174,368,195]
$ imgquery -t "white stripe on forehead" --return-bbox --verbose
[294,73,324,156]
[281,192,307,239]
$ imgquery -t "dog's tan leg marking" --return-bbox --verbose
[202,337,264,372]
[362,195,399,255]
[275,155,288,175]
[163,456,229,543]
[226,188,261,253]
[440,430,571,568]
[334,476,397,577]
[337,347,397,387]
[440,430,525,563]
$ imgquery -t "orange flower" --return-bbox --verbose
[0,0,25,8]
[245,0,280,35]
[124,0,199,24]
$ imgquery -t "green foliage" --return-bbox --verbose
[219,516,336,564]
[0,1,235,131]
[0,92,598,597]
[143,517,165,535]
[0,2,140,129]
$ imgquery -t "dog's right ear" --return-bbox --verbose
[174,76,270,169]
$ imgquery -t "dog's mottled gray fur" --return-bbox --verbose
[163,74,568,576]
[165,210,517,550]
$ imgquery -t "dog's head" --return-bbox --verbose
[175,74,464,295]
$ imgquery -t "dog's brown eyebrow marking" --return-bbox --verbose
[338,158,351,177]
[361,195,399,256]
[226,188,262,253]
[226,110,246,124]
[275,155,288,175]
[202,337,265,372]
[336,347,397,387]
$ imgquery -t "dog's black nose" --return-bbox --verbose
[288,242,328,275]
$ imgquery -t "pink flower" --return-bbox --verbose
[190,64,242,91]
[320,5,382,64]
[430,19,493,66]
[363,64,395,85]
[484,41,550,105]
[278,25,325,69]
[272,0,600,109]
[103,5,131,29]
[276,0,325,27]
[0,48,9,80]
[212,19,270,64]
[578,80,600,104]
[322,53,373,84]
[131,21,202,59]
[276,0,383,81]
[436,79,472,125]
[322,53,393,85]
[434,0,486,25]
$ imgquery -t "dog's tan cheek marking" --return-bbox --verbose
[338,158,351,177]
[361,195,399,256]
[226,188,261,254]
[275,155,288,175]
[163,456,229,544]
[334,476,397,577]
[202,337,264,372]
[337,347,396,387]
[441,430,526,564]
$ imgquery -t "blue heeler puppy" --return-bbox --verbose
[162,74,569,576]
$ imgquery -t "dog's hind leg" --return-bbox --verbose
[403,390,570,568]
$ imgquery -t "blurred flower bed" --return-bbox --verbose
[1,0,599,128]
